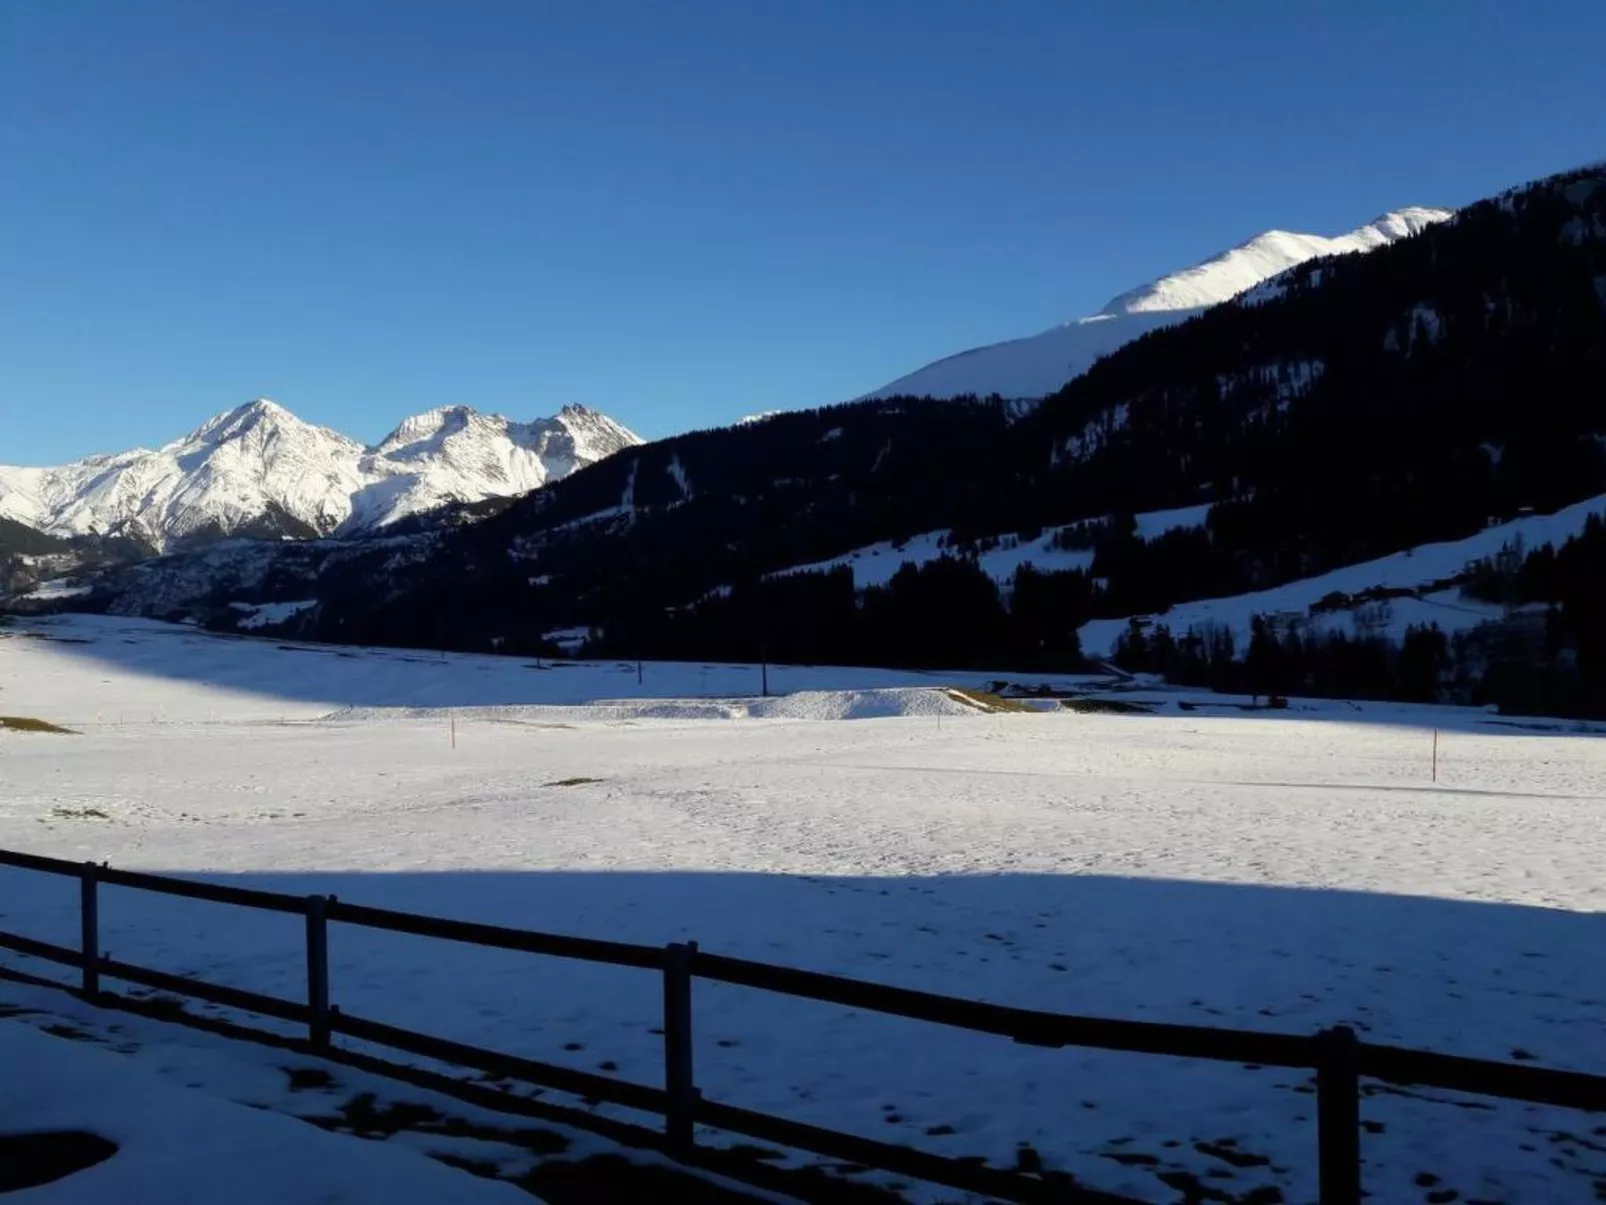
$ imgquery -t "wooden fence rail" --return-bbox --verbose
[1,847,1602,1205]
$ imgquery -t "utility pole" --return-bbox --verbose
[758,576,770,697]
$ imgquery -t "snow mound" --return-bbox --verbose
[745,687,979,720]
[326,687,980,724]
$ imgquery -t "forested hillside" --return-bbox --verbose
[0,517,64,557]
[60,164,1606,714]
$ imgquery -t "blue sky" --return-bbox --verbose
[4,0,1604,463]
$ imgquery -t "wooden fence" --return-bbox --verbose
[1,847,1601,1205]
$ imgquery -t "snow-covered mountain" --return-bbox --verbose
[0,400,641,551]
[352,403,640,530]
[863,207,1453,401]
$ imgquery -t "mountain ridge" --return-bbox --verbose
[863,206,1453,401]
[0,400,641,551]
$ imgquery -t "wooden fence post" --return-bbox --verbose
[305,895,330,1049]
[80,862,100,1001]
[1316,1025,1361,1205]
[663,940,698,1152]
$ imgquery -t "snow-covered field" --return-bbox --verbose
[1,615,1603,1203]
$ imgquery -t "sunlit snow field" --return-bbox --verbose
[1,614,1602,1203]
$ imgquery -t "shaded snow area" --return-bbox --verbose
[0,613,1086,721]
[1082,492,1606,657]
[0,1020,531,1203]
[1,616,1604,1203]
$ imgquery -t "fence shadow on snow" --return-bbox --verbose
[1,857,1603,1204]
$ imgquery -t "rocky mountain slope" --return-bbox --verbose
[0,401,640,551]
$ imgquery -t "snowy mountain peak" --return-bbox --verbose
[864,204,1453,401]
[545,404,644,461]
[372,404,639,464]
[374,406,486,456]
[1097,207,1454,317]
[186,397,306,442]
[0,400,642,550]
[1356,207,1454,242]
[345,403,642,531]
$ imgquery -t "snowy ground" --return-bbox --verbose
[1,615,1604,1203]
[0,1018,534,1203]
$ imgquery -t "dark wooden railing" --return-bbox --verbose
[1,847,1601,1204]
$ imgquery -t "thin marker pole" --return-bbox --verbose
[1432,728,1438,783]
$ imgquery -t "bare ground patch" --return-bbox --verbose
[1,715,78,734]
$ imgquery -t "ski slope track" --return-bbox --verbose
[864,207,1451,401]
[0,400,641,551]
[0,614,1602,1203]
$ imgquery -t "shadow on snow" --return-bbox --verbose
[2,866,1602,1203]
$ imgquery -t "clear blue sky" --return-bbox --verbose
[4,0,1604,463]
